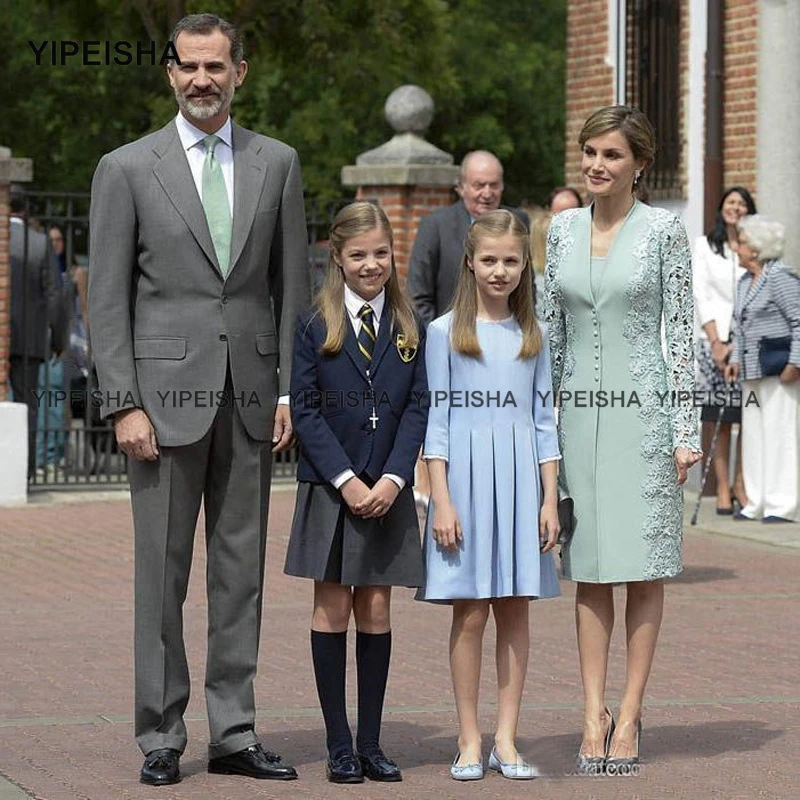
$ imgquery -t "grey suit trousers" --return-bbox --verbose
[129,379,272,759]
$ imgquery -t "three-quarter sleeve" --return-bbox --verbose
[532,325,561,463]
[422,317,451,461]
[661,216,701,451]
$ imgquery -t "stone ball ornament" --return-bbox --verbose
[384,85,435,134]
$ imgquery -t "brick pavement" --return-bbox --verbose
[0,486,798,799]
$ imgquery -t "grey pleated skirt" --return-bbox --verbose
[284,481,424,587]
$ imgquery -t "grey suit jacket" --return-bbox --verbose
[10,218,63,361]
[89,119,310,446]
[407,200,530,326]
[730,261,800,381]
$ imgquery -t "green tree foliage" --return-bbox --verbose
[3,0,565,203]
[431,0,567,205]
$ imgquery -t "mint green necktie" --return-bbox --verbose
[201,134,232,276]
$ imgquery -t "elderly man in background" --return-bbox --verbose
[407,150,529,326]
[726,215,800,523]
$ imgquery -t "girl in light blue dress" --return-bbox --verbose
[417,210,561,781]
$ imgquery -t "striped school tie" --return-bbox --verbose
[357,304,376,365]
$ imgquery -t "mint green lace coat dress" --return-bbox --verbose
[543,202,699,583]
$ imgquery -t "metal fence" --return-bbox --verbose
[11,191,353,491]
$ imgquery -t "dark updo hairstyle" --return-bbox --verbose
[706,187,757,256]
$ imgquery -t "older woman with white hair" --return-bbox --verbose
[726,215,800,522]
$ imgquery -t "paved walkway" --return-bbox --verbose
[1,486,797,799]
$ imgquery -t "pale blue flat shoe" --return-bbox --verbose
[488,747,539,779]
[450,752,484,781]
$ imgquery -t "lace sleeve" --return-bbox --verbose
[661,216,700,451]
[543,217,567,394]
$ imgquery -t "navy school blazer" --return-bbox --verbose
[290,308,429,485]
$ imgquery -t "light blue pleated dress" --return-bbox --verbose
[417,311,562,603]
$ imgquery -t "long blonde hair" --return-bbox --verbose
[316,201,419,354]
[450,209,542,359]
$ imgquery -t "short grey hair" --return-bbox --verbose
[459,150,504,184]
[171,14,244,64]
[737,215,785,262]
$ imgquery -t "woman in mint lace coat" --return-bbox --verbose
[544,107,702,773]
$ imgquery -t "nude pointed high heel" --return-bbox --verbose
[605,719,641,776]
[576,708,615,776]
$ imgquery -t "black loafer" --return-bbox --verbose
[140,748,181,785]
[763,516,793,524]
[326,752,364,783]
[358,749,402,782]
[208,744,297,780]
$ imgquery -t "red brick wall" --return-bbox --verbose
[723,0,759,195]
[0,184,9,401]
[564,0,615,191]
[355,185,455,285]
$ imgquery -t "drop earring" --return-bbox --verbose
[634,169,642,185]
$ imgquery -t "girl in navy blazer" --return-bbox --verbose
[284,202,428,784]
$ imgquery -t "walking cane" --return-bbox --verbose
[690,381,733,526]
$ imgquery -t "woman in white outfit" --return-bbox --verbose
[692,187,756,514]
[726,215,800,523]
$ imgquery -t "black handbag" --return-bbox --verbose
[758,336,791,377]
[557,496,575,545]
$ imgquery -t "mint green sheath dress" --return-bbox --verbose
[543,201,700,583]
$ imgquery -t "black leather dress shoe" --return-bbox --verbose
[208,744,297,780]
[140,748,181,785]
[326,752,364,783]
[358,749,402,782]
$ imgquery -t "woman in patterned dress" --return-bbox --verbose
[544,106,703,774]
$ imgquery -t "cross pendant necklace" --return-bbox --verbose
[365,368,378,430]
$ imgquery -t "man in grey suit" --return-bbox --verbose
[407,150,530,326]
[89,14,309,785]
[9,192,63,477]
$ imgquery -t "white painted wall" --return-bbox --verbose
[659,0,707,245]
[0,403,28,505]
[757,0,800,266]
[608,0,626,103]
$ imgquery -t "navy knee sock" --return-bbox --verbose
[310,630,352,759]
[356,630,392,755]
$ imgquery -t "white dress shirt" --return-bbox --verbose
[331,286,404,492]
[344,283,386,337]
[174,112,233,212]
